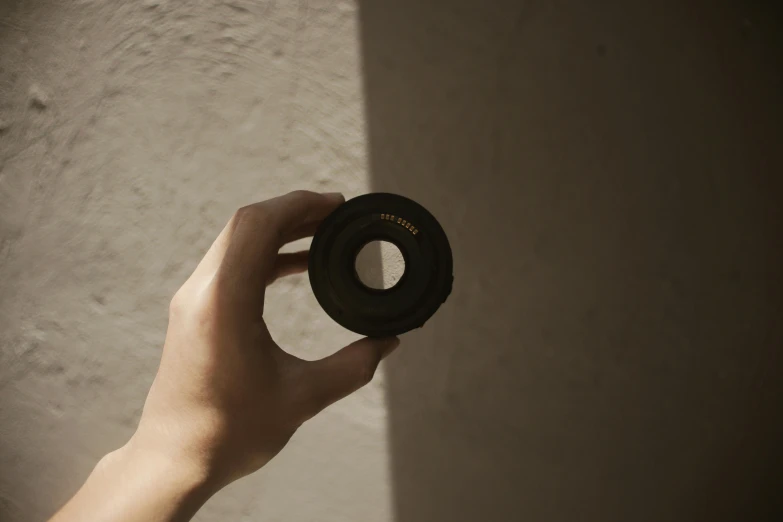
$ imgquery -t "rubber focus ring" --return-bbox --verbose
[308,193,453,337]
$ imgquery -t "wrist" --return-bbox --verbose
[118,434,217,490]
[95,438,217,521]
[52,438,220,522]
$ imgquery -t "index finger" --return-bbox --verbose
[217,190,345,306]
[265,190,345,241]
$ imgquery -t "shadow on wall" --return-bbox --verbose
[359,1,783,521]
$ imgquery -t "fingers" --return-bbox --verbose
[217,191,344,306]
[268,251,310,284]
[302,337,400,418]
[267,191,345,240]
[282,219,325,245]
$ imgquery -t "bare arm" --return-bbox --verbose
[50,441,215,522]
[50,191,399,522]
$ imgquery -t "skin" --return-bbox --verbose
[49,191,399,522]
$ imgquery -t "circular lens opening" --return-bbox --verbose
[354,240,405,290]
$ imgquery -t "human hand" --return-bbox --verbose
[131,190,399,487]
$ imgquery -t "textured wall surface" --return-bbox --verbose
[2,1,782,521]
[1,2,390,521]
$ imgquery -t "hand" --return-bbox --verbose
[131,191,399,487]
[51,191,399,522]
[52,192,399,522]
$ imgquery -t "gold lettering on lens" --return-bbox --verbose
[380,213,419,235]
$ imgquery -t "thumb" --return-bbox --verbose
[304,337,400,417]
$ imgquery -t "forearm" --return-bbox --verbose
[50,438,217,522]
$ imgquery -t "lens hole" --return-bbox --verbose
[355,240,405,290]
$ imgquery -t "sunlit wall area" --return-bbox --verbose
[0,2,392,521]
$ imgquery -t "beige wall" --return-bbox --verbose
[366,2,782,520]
[2,1,781,521]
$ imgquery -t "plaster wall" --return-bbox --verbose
[2,1,782,521]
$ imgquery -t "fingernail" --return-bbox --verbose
[380,337,400,359]
[324,192,345,204]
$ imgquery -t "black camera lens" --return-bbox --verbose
[308,193,453,337]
